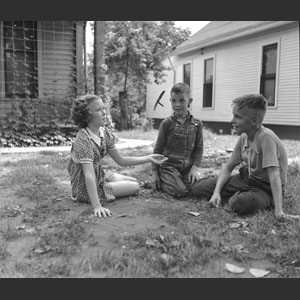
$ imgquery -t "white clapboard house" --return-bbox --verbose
[146,21,300,140]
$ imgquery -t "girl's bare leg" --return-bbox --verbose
[108,173,138,182]
[109,181,140,198]
[107,172,139,197]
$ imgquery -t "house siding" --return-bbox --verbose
[146,23,299,129]
[39,21,76,100]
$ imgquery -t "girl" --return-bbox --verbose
[67,94,167,218]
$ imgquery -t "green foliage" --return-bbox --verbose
[88,21,191,129]
[0,121,76,148]
[104,21,190,85]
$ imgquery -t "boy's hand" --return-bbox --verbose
[151,171,160,190]
[94,206,112,218]
[208,193,221,208]
[148,154,168,165]
[275,211,300,221]
[188,168,201,185]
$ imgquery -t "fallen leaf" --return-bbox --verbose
[290,259,300,267]
[13,206,22,211]
[188,212,201,217]
[34,247,51,254]
[271,229,277,235]
[161,253,172,262]
[146,239,160,247]
[229,221,249,229]
[234,244,249,254]
[229,222,241,229]
[225,263,245,274]
[249,268,270,278]
[240,221,249,228]
[115,213,127,218]
[171,241,180,248]
[16,225,26,230]
[220,245,231,253]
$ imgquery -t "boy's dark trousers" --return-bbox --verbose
[192,166,273,215]
[158,163,195,198]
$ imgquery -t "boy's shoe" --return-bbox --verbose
[140,180,152,189]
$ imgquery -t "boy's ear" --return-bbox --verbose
[188,98,193,107]
[251,115,260,126]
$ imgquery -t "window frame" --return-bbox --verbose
[182,61,193,110]
[202,55,215,109]
[183,62,191,88]
[259,40,280,109]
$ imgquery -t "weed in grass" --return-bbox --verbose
[83,250,149,278]
[39,260,72,278]
[13,259,72,278]
[31,216,85,257]
[1,219,22,241]
[0,241,11,260]
[102,229,223,278]
[288,161,300,176]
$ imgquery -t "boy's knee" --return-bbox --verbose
[173,187,190,198]
[229,189,271,215]
[192,178,216,198]
[160,183,189,198]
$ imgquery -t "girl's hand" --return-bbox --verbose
[148,154,168,165]
[94,206,112,218]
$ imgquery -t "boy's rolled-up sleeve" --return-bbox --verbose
[153,120,168,155]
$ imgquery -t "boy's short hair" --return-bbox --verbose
[232,94,267,122]
[71,94,100,128]
[171,82,191,98]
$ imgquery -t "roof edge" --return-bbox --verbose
[171,21,298,56]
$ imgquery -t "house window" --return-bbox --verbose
[183,63,191,87]
[260,43,277,106]
[203,57,213,108]
[3,21,38,98]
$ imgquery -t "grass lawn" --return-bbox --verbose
[0,128,299,278]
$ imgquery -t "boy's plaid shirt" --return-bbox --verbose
[153,112,203,171]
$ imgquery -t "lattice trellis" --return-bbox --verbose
[0,20,85,124]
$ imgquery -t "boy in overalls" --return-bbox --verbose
[151,83,204,197]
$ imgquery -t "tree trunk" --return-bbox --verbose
[83,21,88,93]
[93,21,115,129]
[119,90,129,130]
[94,21,106,99]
